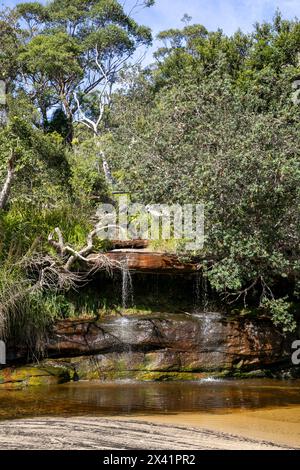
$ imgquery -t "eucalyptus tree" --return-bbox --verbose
[0,8,21,122]
[15,0,154,144]
[0,9,22,209]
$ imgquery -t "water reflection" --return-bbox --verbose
[1,379,300,421]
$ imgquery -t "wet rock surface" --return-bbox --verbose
[2,312,294,387]
[46,312,288,367]
[0,364,72,389]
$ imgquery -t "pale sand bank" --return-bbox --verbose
[132,406,300,449]
[0,415,296,450]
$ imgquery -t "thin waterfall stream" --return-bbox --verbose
[121,258,134,310]
[117,258,135,364]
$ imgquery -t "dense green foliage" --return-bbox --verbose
[0,0,152,343]
[107,12,300,331]
[0,3,300,341]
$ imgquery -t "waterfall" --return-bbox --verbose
[118,259,134,372]
[194,273,201,308]
[193,272,208,310]
[192,311,222,347]
[121,259,134,310]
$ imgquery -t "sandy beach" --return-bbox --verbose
[0,412,297,450]
[133,406,300,449]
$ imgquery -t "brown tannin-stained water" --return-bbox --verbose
[1,379,300,421]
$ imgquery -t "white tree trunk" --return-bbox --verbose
[99,149,115,185]
[0,150,15,210]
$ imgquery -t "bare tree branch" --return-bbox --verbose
[48,225,121,272]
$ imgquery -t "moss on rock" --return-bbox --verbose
[0,363,71,389]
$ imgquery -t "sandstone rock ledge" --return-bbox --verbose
[1,312,293,389]
[89,250,199,273]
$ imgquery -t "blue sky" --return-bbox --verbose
[3,1,300,60]
[3,0,300,35]
[135,0,300,36]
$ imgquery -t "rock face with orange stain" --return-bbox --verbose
[1,312,296,387]
[46,313,289,367]
[88,251,199,273]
